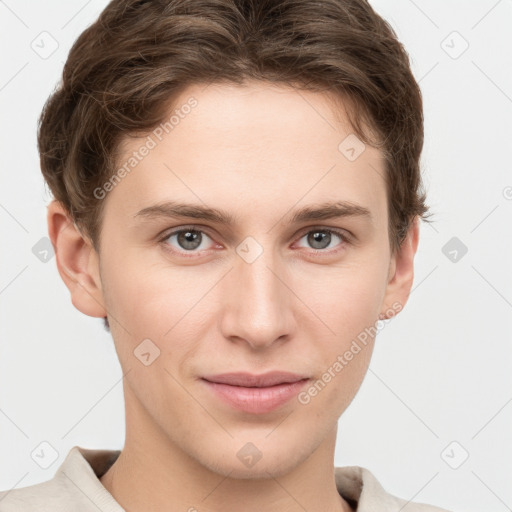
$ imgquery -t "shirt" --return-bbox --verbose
[0,446,452,511]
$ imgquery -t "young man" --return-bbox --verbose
[0,0,451,510]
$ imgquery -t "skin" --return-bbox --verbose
[47,81,419,512]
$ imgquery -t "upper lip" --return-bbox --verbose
[202,371,310,388]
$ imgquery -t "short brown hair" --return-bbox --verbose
[38,0,432,257]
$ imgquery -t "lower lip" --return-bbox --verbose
[202,378,310,414]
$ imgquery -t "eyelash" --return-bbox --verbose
[158,225,351,258]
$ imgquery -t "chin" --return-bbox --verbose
[207,456,299,480]
[193,435,313,480]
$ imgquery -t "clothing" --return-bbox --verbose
[0,446,451,511]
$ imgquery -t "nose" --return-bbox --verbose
[219,248,296,351]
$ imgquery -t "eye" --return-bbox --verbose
[159,225,350,258]
[160,227,217,255]
[294,228,349,253]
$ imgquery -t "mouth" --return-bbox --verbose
[201,371,311,414]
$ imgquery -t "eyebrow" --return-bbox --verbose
[134,200,372,226]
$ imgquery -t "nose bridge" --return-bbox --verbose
[220,240,294,349]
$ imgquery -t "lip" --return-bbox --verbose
[201,372,310,414]
[202,371,309,387]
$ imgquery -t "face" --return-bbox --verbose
[52,81,416,479]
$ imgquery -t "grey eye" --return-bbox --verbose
[164,229,214,252]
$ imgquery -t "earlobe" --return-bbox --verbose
[379,216,420,319]
[47,200,107,319]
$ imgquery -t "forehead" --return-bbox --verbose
[108,81,388,227]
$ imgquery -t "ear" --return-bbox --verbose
[380,216,420,319]
[47,200,106,319]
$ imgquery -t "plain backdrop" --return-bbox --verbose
[1,1,511,511]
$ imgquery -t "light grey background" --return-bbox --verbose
[1,1,511,511]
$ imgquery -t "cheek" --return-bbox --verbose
[101,248,222,377]
[295,262,385,403]
[102,246,198,325]
[301,260,387,338]
[315,345,373,421]
[299,299,377,420]
[100,259,205,402]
